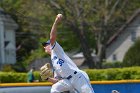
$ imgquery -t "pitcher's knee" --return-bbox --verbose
[51,87,59,93]
[51,84,60,93]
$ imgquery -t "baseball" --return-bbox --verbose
[57,14,63,18]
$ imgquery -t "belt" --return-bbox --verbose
[67,71,77,80]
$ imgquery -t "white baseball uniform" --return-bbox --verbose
[50,41,95,93]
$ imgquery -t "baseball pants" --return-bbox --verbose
[51,71,95,93]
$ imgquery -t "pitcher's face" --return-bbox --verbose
[44,45,51,55]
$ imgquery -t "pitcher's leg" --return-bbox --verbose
[51,79,73,93]
[72,73,95,93]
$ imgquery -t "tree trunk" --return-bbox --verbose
[70,23,96,68]
[96,31,106,68]
[97,42,106,68]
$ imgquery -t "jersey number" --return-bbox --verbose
[57,59,64,66]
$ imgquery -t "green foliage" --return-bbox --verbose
[0,0,80,68]
[102,61,122,68]
[2,64,26,72]
[22,47,47,67]
[123,39,140,67]
[85,67,140,81]
[34,71,41,81]
[0,72,27,83]
[0,0,140,70]
[86,69,107,81]
[0,71,40,83]
[1,67,140,83]
[2,65,15,72]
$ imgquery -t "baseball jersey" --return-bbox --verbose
[51,41,80,78]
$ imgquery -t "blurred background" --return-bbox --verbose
[0,0,140,71]
[0,0,140,93]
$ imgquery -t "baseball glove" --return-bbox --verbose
[40,63,53,80]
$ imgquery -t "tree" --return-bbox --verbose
[0,0,49,71]
[123,39,140,67]
[0,0,43,61]
[0,0,139,69]
[47,0,96,68]
[0,0,79,70]
[45,0,134,68]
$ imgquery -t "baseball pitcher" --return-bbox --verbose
[40,14,95,93]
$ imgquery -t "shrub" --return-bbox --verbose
[2,64,15,72]
[1,67,140,82]
[123,39,140,67]
[85,66,140,81]
[102,61,122,68]
[0,72,27,83]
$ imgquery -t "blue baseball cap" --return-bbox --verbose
[42,40,50,47]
